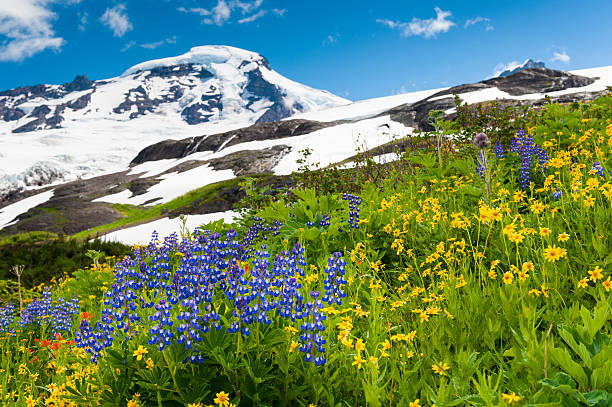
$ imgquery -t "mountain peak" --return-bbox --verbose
[122,45,269,77]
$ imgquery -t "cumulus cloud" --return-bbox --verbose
[100,4,133,37]
[377,7,455,39]
[0,0,75,62]
[204,0,231,25]
[178,0,284,26]
[551,51,570,64]
[464,16,493,31]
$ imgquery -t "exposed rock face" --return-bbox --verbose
[482,68,596,96]
[379,67,600,130]
[384,97,457,130]
[206,145,291,175]
[113,85,185,119]
[12,105,65,133]
[66,92,91,110]
[63,75,94,92]
[131,119,337,165]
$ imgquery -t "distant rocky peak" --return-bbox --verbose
[496,59,546,78]
[63,75,94,92]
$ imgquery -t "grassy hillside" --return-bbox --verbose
[1,93,612,406]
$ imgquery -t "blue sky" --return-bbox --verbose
[0,0,611,100]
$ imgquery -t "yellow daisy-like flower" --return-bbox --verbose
[352,355,365,369]
[589,266,604,281]
[508,233,524,244]
[355,338,366,352]
[431,362,450,376]
[539,227,551,237]
[502,272,514,285]
[133,346,148,361]
[501,392,522,404]
[214,391,230,406]
[522,261,534,272]
[543,245,567,262]
[409,399,421,407]
[578,278,589,288]
[603,277,612,292]
[558,232,570,242]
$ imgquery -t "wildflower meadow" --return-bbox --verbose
[1,94,612,406]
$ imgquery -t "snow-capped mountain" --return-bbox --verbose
[0,45,349,195]
[495,59,546,77]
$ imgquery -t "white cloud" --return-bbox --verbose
[140,36,177,49]
[232,0,263,13]
[177,7,211,16]
[323,34,340,46]
[551,51,570,64]
[180,0,284,26]
[203,0,231,25]
[377,7,455,39]
[121,40,136,52]
[238,9,266,23]
[465,16,493,31]
[100,4,133,37]
[78,11,88,31]
[0,0,74,62]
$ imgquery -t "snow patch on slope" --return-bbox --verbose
[0,190,54,230]
[99,211,240,246]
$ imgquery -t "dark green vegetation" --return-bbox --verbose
[0,233,130,290]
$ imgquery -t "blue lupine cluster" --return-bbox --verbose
[590,161,609,179]
[0,303,15,335]
[493,141,506,159]
[319,214,331,228]
[19,288,79,334]
[342,193,362,229]
[74,228,347,366]
[552,188,564,199]
[243,217,282,247]
[476,151,486,180]
[507,129,549,189]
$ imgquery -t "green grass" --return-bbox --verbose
[72,176,253,240]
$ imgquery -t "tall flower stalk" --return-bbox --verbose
[473,132,492,202]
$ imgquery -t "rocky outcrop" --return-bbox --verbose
[379,67,600,131]
[482,68,596,96]
[12,105,64,133]
[66,92,92,110]
[383,97,456,130]
[113,85,184,119]
[430,68,596,99]
[63,75,94,92]
[131,119,338,165]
